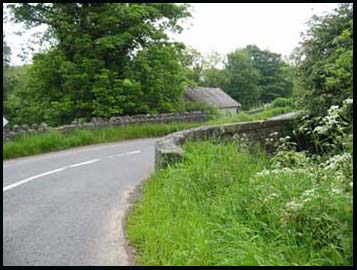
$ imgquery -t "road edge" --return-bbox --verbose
[121,174,150,266]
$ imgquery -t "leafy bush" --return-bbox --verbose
[272,97,294,108]
[294,98,353,155]
[294,4,353,116]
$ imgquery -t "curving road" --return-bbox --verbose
[3,138,157,266]
[3,113,297,266]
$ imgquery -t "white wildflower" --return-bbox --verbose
[286,201,303,212]
[331,186,343,194]
[335,172,346,183]
[343,98,353,106]
[263,193,279,202]
[322,153,352,171]
[255,169,271,177]
[302,188,316,198]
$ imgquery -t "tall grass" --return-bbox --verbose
[127,140,352,266]
[3,106,294,160]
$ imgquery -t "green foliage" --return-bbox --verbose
[8,3,191,125]
[296,98,353,155]
[126,44,188,114]
[224,50,261,109]
[311,98,353,155]
[179,48,226,88]
[201,67,227,88]
[244,45,293,103]
[293,3,353,116]
[178,46,205,86]
[271,97,294,108]
[223,45,293,109]
[3,65,31,119]
[127,139,352,265]
[3,35,14,104]
[199,52,227,88]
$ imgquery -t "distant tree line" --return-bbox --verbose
[184,3,353,115]
[184,45,294,109]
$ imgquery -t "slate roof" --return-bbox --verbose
[184,87,241,108]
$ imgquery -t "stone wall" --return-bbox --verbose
[3,111,207,141]
[155,117,296,169]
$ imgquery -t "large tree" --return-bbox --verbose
[214,45,293,109]
[224,50,261,108]
[293,3,353,116]
[244,45,293,103]
[8,3,191,125]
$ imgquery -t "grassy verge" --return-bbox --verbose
[127,141,352,266]
[3,122,200,160]
[3,106,293,160]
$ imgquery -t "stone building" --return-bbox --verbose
[184,87,241,115]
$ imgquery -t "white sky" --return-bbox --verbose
[3,3,340,66]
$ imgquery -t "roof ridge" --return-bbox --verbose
[184,87,241,108]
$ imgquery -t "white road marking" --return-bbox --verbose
[3,150,141,192]
[105,150,141,159]
[67,159,101,168]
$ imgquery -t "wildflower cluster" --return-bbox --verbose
[232,133,251,152]
[249,99,353,254]
[313,98,353,135]
[299,98,353,154]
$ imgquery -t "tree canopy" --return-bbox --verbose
[222,46,293,108]
[293,3,353,116]
[5,3,350,125]
[243,45,293,103]
[7,3,191,125]
[224,50,261,108]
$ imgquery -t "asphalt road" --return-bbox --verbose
[3,113,298,266]
[3,138,157,266]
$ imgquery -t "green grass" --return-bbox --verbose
[3,122,200,160]
[127,141,352,266]
[3,106,294,160]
